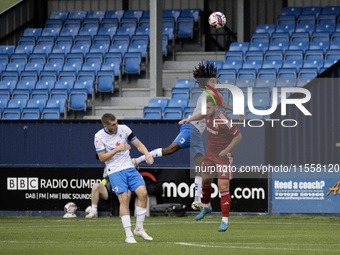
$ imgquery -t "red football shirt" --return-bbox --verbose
[203,111,240,166]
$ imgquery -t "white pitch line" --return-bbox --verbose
[175,242,340,252]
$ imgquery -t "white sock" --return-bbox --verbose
[91,204,98,213]
[135,148,163,164]
[121,215,133,237]
[203,203,211,208]
[194,176,202,203]
[135,206,147,230]
[222,217,228,224]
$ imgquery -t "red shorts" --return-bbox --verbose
[201,158,233,180]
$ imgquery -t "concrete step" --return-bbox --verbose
[121,87,150,97]
[175,51,225,61]
[162,69,193,80]
[163,61,198,70]
[110,96,151,107]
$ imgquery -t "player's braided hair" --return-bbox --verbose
[192,61,217,79]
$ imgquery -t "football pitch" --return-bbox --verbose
[0,215,339,255]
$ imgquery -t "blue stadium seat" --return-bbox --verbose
[268,41,289,54]
[18,36,36,46]
[242,60,263,72]
[297,68,318,87]
[109,43,129,56]
[96,70,115,93]
[135,27,150,37]
[295,23,316,36]
[163,107,183,120]
[309,41,329,53]
[53,71,76,96]
[275,24,295,36]
[236,69,256,87]
[250,33,270,43]
[33,44,53,56]
[123,52,142,75]
[6,63,25,74]
[302,6,322,18]
[167,98,188,109]
[277,15,296,25]
[255,24,276,37]
[44,62,63,74]
[163,25,175,41]
[228,42,249,54]
[248,42,269,53]
[87,10,105,21]
[222,60,243,72]
[321,6,340,16]
[102,52,122,76]
[331,31,340,42]
[24,98,46,112]
[281,7,302,17]
[23,28,42,40]
[175,79,195,88]
[143,106,162,120]
[70,44,90,56]
[75,71,95,95]
[282,59,303,72]
[325,49,340,61]
[290,32,310,43]
[311,31,331,42]
[42,27,61,38]
[289,41,310,53]
[0,45,15,56]
[318,14,336,25]
[78,27,98,38]
[323,58,338,68]
[63,19,82,28]
[304,49,324,60]
[82,54,102,75]
[127,43,148,58]
[181,9,200,22]
[2,108,21,119]
[45,97,66,114]
[24,62,44,75]
[248,92,271,110]
[36,36,55,46]
[15,45,34,55]
[97,27,117,40]
[176,17,194,39]
[139,17,150,28]
[297,14,316,25]
[116,27,136,39]
[120,17,138,28]
[276,68,297,87]
[44,19,63,28]
[142,10,150,18]
[264,50,283,61]
[171,87,190,99]
[52,44,71,55]
[284,49,304,60]
[315,24,336,35]
[105,10,125,22]
[60,27,79,39]
[0,98,8,112]
[148,98,169,112]
[218,71,236,85]
[124,10,144,22]
[68,89,88,111]
[245,51,264,61]
[69,11,87,21]
[270,32,290,43]
[49,11,68,21]
[225,51,243,61]
[256,68,277,88]
[163,9,181,22]
[101,18,119,28]
[303,59,324,72]
[41,107,61,119]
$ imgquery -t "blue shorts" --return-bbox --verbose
[173,123,205,157]
[108,167,146,196]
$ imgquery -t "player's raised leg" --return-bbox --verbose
[133,185,153,241]
[85,181,109,219]
[218,178,230,232]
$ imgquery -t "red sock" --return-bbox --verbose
[220,191,231,217]
[202,185,212,204]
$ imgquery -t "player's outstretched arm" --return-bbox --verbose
[131,138,154,165]
[221,101,246,121]
[218,133,243,158]
[97,144,131,163]
[179,113,204,125]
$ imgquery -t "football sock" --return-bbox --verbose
[202,185,212,205]
[222,217,229,224]
[135,206,147,230]
[91,204,98,213]
[194,176,202,203]
[121,215,133,237]
[221,191,231,217]
[135,148,163,164]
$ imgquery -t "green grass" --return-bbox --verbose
[0,215,339,255]
[0,0,19,13]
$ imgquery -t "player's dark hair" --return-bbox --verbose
[101,113,116,126]
[207,95,221,107]
[193,61,217,78]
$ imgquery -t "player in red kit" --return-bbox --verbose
[179,95,242,232]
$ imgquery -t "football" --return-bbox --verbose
[85,206,92,216]
[64,202,77,214]
[208,12,226,29]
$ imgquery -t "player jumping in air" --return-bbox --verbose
[132,62,244,211]
[179,95,242,232]
[94,113,154,243]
